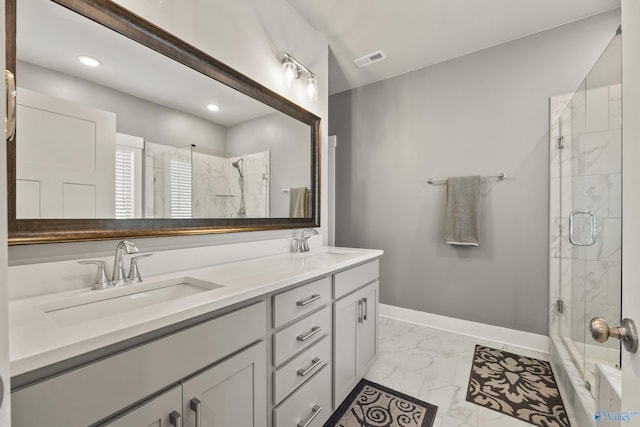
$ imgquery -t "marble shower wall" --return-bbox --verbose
[191,150,270,218]
[149,144,270,218]
[192,152,228,218]
[549,83,622,354]
[227,152,270,218]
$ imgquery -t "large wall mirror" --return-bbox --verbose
[6,0,321,244]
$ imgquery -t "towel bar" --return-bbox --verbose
[427,173,506,185]
[283,187,311,193]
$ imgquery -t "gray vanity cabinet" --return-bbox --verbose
[332,261,379,407]
[356,282,378,371]
[105,341,267,427]
[103,386,182,427]
[12,301,267,427]
[182,341,267,427]
[10,257,381,427]
[270,277,333,427]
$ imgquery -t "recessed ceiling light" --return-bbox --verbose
[207,104,220,112]
[77,55,101,67]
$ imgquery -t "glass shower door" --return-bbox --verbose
[558,32,622,391]
[556,78,589,384]
[581,33,622,389]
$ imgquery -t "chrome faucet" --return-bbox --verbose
[299,229,319,252]
[112,240,138,286]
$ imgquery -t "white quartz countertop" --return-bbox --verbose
[9,247,383,376]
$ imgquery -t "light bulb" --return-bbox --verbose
[306,75,318,102]
[282,58,297,88]
[207,104,220,112]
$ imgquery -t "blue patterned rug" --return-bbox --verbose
[466,345,570,426]
[324,379,437,427]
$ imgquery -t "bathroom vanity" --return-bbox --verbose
[8,248,382,427]
[4,0,368,424]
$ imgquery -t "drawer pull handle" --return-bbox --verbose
[169,410,182,427]
[297,405,322,427]
[297,294,321,306]
[363,297,368,321]
[297,326,322,342]
[357,299,363,323]
[297,357,322,377]
[190,398,202,427]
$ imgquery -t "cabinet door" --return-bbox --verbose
[357,281,378,377]
[182,341,267,427]
[102,386,182,427]
[332,291,359,406]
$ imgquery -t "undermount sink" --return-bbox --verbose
[294,247,358,260]
[40,277,223,326]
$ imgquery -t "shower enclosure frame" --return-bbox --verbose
[548,29,622,426]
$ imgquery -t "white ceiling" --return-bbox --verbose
[17,0,276,127]
[286,0,621,95]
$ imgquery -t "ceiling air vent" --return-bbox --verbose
[353,50,387,68]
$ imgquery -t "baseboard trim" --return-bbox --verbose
[379,304,549,354]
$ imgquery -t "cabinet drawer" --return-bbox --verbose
[12,301,266,427]
[273,306,331,367]
[274,365,331,427]
[273,336,330,405]
[273,277,331,328]
[333,260,379,299]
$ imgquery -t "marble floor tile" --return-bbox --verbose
[366,316,570,427]
[365,359,426,396]
[476,407,532,426]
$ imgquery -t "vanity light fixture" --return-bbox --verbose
[306,75,318,102]
[282,56,298,89]
[281,52,318,101]
[77,55,101,67]
[207,104,220,112]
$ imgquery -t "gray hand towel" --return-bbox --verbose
[288,187,309,218]
[445,176,481,246]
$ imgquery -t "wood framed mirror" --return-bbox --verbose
[6,0,321,245]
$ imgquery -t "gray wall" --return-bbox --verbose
[227,113,311,217]
[329,10,620,335]
[17,60,227,152]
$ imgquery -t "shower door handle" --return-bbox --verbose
[568,211,597,246]
[590,317,638,353]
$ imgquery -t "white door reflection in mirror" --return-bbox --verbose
[16,88,115,219]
